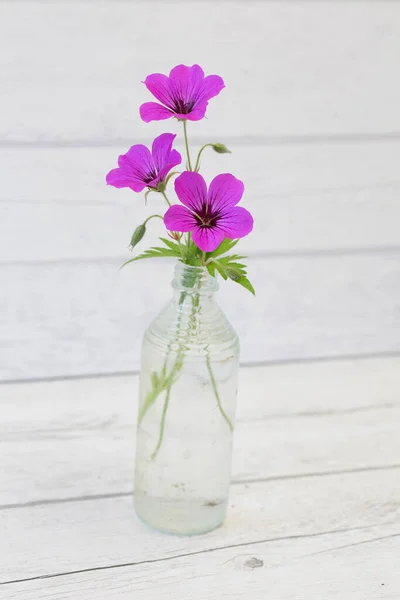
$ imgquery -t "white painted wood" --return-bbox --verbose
[1,254,399,381]
[2,176,400,262]
[0,2,399,142]
[3,526,399,599]
[1,358,399,595]
[1,468,399,582]
[2,357,400,427]
[1,359,400,505]
[2,143,399,262]
[2,144,399,208]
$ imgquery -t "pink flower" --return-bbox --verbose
[164,172,253,252]
[106,133,181,193]
[140,64,225,123]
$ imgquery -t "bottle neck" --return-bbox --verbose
[172,263,218,299]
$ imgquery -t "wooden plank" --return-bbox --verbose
[2,357,400,426]
[1,254,399,381]
[1,358,400,506]
[1,468,399,583]
[0,2,399,141]
[2,144,400,208]
[3,525,398,599]
[2,181,400,262]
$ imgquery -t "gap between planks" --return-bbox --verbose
[1,132,400,149]
[1,463,400,512]
[2,350,400,386]
[1,523,395,587]
[1,245,400,269]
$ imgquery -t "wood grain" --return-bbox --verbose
[1,254,399,381]
[0,1,399,142]
[2,143,400,208]
[1,144,400,262]
[3,526,399,599]
[1,468,399,583]
[1,358,400,506]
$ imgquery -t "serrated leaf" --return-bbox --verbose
[207,262,216,277]
[237,276,255,295]
[159,237,181,253]
[224,262,247,272]
[218,253,246,263]
[120,246,179,269]
[208,238,239,258]
[213,261,228,280]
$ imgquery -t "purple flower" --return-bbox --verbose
[140,64,225,123]
[106,133,181,193]
[164,172,253,252]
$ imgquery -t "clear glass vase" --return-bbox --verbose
[134,263,240,535]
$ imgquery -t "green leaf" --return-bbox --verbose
[120,246,180,269]
[207,262,216,277]
[207,238,239,259]
[237,276,256,295]
[129,223,146,249]
[218,253,246,263]
[213,261,228,280]
[159,237,181,253]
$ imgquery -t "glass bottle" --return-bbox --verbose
[134,263,240,535]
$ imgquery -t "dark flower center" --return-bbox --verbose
[143,169,158,184]
[172,96,196,114]
[195,203,221,228]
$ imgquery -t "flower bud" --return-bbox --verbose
[212,143,231,154]
[225,267,242,282]
[129,223,146,249]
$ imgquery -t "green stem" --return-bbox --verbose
[143,214,163,226]
[161,191,171,207]
[151,347,184,460]
[182,120,193,171]
[194,143,213,172]
[151,384,172,461]
[206,354,234,432]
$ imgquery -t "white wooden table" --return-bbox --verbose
[1,356,400,599]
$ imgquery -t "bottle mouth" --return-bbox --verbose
[172,262,218,293]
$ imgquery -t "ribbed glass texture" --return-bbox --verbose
[134,263,240,534]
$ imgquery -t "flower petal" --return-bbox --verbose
[106,168,146,193]
[191,226,225,252]
[121,144,152,169]
[143,73,174,108]
[157,157,181,184]
[174,171,207,212]
[169,64,205,103]
[218,206,254,239]
[164,205,197,232]
[208,173,245,211]
[180,103,208,121]
[118,144,153,182]
[151,133,177,171]
[199,74,225,102]
[139,102,174,122]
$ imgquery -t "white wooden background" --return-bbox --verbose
[1,0,400,382]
